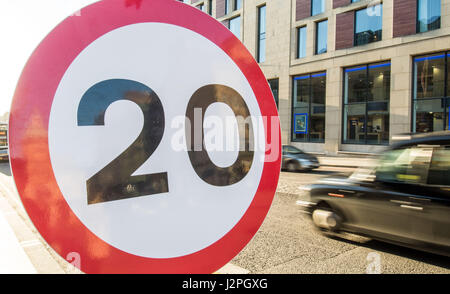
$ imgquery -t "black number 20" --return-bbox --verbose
[77,79,254,205]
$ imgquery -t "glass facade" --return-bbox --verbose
[413,52,450,133]
[343,62,391,145]
[315,20,328,55]
[197,3,205,12]
[235,0,242,10]
[0,128,6,147]
[417,0,441,33]
[354,4,382,46]
[292,73,326,143]
[268,79,279,108]
[312,0,325,16]
[257,5,266,63]
[228,16,241,39]
[225,0,230,14]
[297,26,307,59]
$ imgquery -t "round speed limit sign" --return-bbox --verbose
[9,0,280,273]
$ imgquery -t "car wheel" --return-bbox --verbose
[287,162,298,172]
[311,203,342,232]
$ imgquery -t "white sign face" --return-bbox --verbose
[48,23,265,258]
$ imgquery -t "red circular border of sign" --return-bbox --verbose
[9,0,281,273]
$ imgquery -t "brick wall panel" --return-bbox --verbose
[333,0,351,9]
[393,0,417,37]
[335,11,354,50]
[216,0,226,18]
[296,0,311,21]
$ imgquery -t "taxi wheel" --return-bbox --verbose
[312,203,342,232]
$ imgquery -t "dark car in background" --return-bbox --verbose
[297,131,450,257]
[282,145,320,172]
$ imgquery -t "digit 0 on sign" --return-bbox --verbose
[186,84,254,186]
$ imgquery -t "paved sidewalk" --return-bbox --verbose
[0,163,81,274]
[317,155,377,168]
[0,209,36,273]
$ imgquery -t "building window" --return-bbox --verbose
[292,72,326,143]
[315,20,328,55]
[354,4,382,46]
[417,0,441,33]
[197,3,205,12]
[0,127,7,147]
[413,52,450,133]
[257,5,266,63]
[297,26,307,59]
[228,16,241,39]
[234,0,242,10]
[268,79,279,108]
[312,0,325,16]
[225,0,230,14]
[343,62,391,145]
[208,0,212,15]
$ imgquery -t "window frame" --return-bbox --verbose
[342,61,391,146]
[234,0,243,11]
[411,51,450,133]
[268,78,279,108]
[291,72,327,143]
[228,15,241,39]
[416,0,441,33]
[257,4,266,63]
[297,26,307,59]
[225,0,230,15]
[353,4,383,47]
[311,0,325,17]
[197,2,205,12]
[208,0,212,15]
[315,19,328,55]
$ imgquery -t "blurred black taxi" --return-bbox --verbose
[297,131,450,256]
[282,145,320,172]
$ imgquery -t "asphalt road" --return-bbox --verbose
[231,167,450,274]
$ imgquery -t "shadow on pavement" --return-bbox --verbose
[283,169,352,176]
[326,234,450,270]
[309,170,351,176]
[0,162,11,176]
